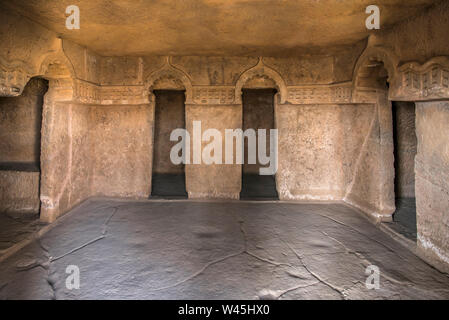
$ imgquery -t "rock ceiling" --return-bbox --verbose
[3,0,439,57]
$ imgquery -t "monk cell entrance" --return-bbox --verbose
[240,89,279,200]
[151,90,188,198]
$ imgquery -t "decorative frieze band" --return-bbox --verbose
[73,80,149,105]
[286,83,352,105]
[192,86,235,105]
[101,85,148,105]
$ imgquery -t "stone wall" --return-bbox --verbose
[185,104,242,199]
[40,100,92,222]
[276,103,375,202]
[90,104,153,199]
[0,171,39,214]
[415,101,449,273]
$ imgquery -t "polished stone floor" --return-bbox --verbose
[0,199,448,300]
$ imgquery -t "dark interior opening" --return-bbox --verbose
[0,77,48,216]
[240,89,279,200]
[391,101,417,241]
[151,90,187,198]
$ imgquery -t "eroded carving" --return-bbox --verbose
[0,68,30,96]
[192,86,235,105]
[234,58,287,104]
[286,83,352,104]
[391,57,449,101]
[145,57,193,103]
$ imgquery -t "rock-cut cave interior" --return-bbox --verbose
[0,0,448,300]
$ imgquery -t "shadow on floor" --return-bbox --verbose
[240,174,278,200]
[151,173,188,199]
[385,198,417,242]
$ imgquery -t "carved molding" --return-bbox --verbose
[145,57,193,104]
[101,85,148,105]
[73,80,149,105]
[353,46,399,89]
[286,83,353,105]
[192,86,235,105]
[234,58,287,104]
[390,57,449,101]
[73,80,100,104]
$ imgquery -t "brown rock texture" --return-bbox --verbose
[415,101,449,273]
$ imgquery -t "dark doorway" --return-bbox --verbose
[151,90,187,198]
[0,77,48,216]
[390,101,417,241]
[240,89,278,200]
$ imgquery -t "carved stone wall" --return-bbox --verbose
[415,101,449,273]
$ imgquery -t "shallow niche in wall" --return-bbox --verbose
[0,77,49,216]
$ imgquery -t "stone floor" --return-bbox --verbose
[0,199,448,300]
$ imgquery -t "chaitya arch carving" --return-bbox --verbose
[234,58,287,104]
[145,57,193,103]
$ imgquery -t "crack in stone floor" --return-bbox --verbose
[0,199,448,300]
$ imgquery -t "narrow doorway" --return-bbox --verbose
[151,90,187,198]
[240,89,278,200]
[391,101,417,241]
